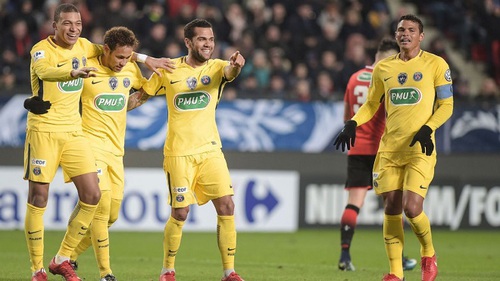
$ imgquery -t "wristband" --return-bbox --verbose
[136,53,148,63]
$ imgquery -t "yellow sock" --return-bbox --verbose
[108,198,122,226]
[217,215,236,270]
[25,203,46,272]
[57,201,98,258]
[407,212,435,257]
[71,233,91,261]
[384,214,404,279]
[163,216,185,269]
[91,190,112,277]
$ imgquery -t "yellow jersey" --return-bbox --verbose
[81,56,146,156]
[28,36,102,132]
[353,50,453,153]
[142,57,231,156]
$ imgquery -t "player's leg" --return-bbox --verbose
[160,155,196,281]
[339,155,373,271]
[374,153,405,280]
[49,133,100,279]
[23,130,61,279]
[404,154,437,281]
[197,150,242,281]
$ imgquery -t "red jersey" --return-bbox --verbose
[343,66,385,155]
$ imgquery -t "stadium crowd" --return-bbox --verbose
[0,0,499,103]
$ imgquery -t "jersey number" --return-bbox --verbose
[352,85,369,113]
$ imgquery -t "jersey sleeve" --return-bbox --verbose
[130,62,147,89]
[143,71,166,96]
[434,56,452,88]
[31,47,73,82]
[352,66,383,126]
[81,38,103,59]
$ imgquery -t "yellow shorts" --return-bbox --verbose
[62,147,124,199]
[164,149,233,208]
[372,152,436,198]
[24,130,97,183]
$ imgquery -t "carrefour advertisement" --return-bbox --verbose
[0,167,299,232]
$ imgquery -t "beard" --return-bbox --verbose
[192,49,211,64]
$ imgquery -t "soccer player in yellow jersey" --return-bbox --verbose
[334,14,453,281]
[63,26,149,281]
[23,4,174,281]
[136,19,245,281]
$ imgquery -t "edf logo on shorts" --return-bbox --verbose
[31,158,47,167]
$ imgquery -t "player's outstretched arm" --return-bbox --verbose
[334,120,357,152]
[224,51,245,81]
[127,89,151,111]
[132,53,176,77]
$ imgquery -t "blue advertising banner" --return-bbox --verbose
[1,95,499,153]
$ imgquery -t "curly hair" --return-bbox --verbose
[103,26,139,51]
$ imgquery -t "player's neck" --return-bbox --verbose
[398,48,421,61]
[185,55,207,68]
[51,35,74,50]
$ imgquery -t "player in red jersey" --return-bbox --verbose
[337,38,416,272]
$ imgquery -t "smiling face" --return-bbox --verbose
[53,11,82,49]
[395,19,424,53]
[185,27,215,65]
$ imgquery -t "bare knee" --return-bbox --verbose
[72,173,101,205]
[213,195,235,216]
[171,207,190,221]
[28,181,49,207]
[402,192,424,218]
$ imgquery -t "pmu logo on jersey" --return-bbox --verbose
[58,78,83,93]
[94,93,126,111]
[174,92,210,111]
[31,158,47,167]
[389,87,422,105]
[397,72,408,85]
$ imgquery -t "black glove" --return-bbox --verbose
[334,120,357,152]
[409,125,434,156]
[24,96,51,114]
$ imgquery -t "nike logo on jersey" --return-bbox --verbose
[384,77,392,81]
[57,62,67,67]
[420,185,428,189]
[97,238,108,243]
[92,80,103,84]
[170,80,181,84]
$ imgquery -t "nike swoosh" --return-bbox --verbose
[170,80,180,84]
[384,77,392,81]
[81,226,88,230]
[97,238,108,243]
[57,62,67,67]
[420,185,428,189]
[227,247,236,251]
[27,230,41,234]
[384,236,398,241]
[92,80,103,84]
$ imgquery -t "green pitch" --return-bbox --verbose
[1,229,499,280]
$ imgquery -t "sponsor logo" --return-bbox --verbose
[420,185,428,189]
[383,76,392,82]
[57,78,83,93]
[174,92,210,111]
[57,62,67,67]
[33,167,41,175]
[444,69,452,82]
[97,238,108,243]
[227,247,236,251]
[31,158,47,166]
[174,187,187,193]
[91,80,103,84]
[34,51,45,61]
[81,226,88,230]
[201,75,211,85]
[170,80,180,84]
[384,236,398,241]
[389,87,421,105]
[94,93,126,112]
[27,230,41,234]
[176,195,184,202]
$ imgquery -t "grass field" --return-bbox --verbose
[1,229,499,281]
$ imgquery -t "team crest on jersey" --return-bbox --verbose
[187,77,197,90]
[33,50,45,61]
[413,72,423,81]
[33,167,41,176]
[82,56,87,66]
[444,69,452,82]
[397,73,408,85]
[123,78,131,88]
[109,77,118,90]
[201,75,211,85]
[176,195,185,202]
[72,57,79,69]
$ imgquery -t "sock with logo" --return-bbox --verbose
[384,214,404,279]
[25,203,46,272]
[217,215,237,270]
[340,204,359,258]
[57,200,98,258]
[407,212,435,257]
[163,216,185,269]
[90,190,112,277]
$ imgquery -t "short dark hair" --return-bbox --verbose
[184,19,212,40]
[378,38,400,53]
[104,26,139,51]
[54,3,79,23]
[399,14,424,33]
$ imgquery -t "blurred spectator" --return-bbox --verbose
[2,18,34,60]
[292,78,312,102]
[241,48,271,89]
[473,77,500,109]
[142,22,169,57]
[137,1,169,42]
[453,77,473,103]
[313,70,339,101]
[267,72,288,99]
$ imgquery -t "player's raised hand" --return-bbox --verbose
[334,120,357,152]
[145,57,176,77]
[71,67,98,78]
[229,51,245,68]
